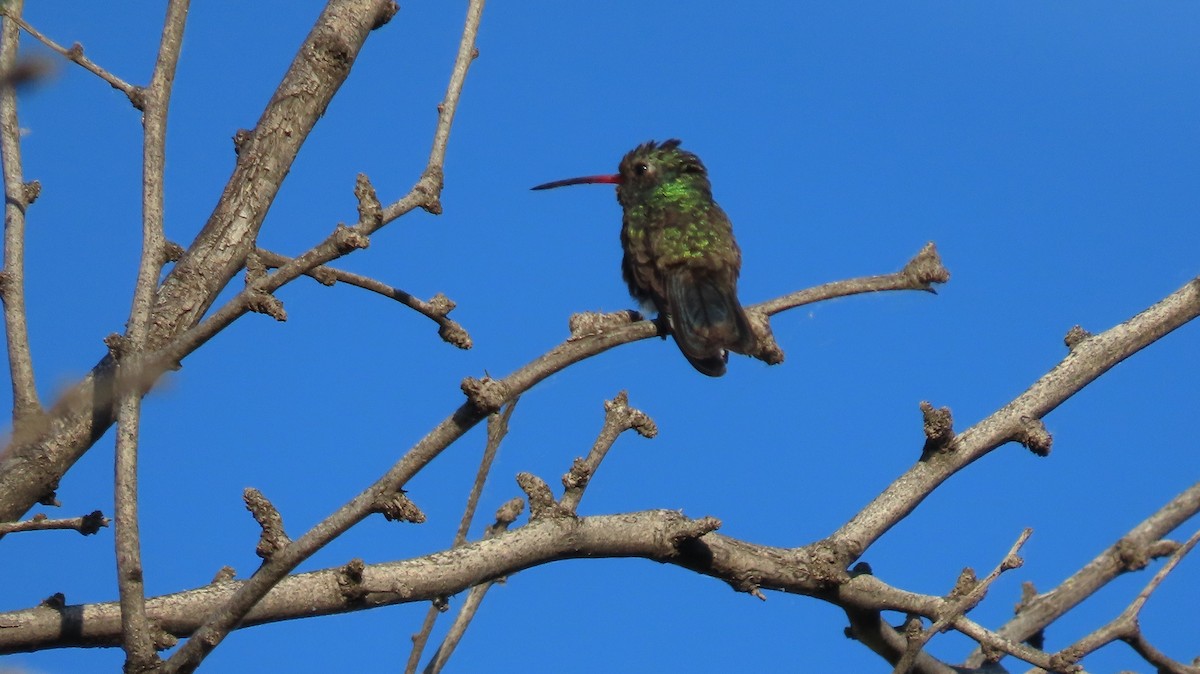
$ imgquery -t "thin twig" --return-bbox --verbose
[405,399,517,674]
[0,0,42,429]
[424,392,653,673]
[423,499,523,674]
[256,248,471,349]
[964,480,1200,667]
[0,12,138,102]
[112,2,190,671]
[891,529,1032,674]
[0,510,108,536]
[560,391,657,514]
[1063,528,1200,667]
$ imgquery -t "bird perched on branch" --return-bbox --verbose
[533,139,756,376]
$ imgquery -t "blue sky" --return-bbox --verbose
[3,2,1198,672]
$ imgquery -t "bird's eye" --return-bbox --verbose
[634,162,650,176]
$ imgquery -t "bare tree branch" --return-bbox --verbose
[159,3,475,670]
[0,0,42,431]
[406,399,517,674]
[0,0,401,525]
[0,11,139,102]
[964,480,1200,668]
[0,510,726,653]
[423,498,524,674]
[1059,528,1200,671]
[828,275,1200,564]
[0,510,107,536]
[110,3,190,670]
[255,247,471,349]
[890,529,1031,674]
[147,242,944,672]
[560,391,657,514]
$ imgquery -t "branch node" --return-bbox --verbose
[605,390,659,438]
[488,497,525,535]
[516,472,568,520]
[1015,416,1053,457]
[948,567,978,600]
[210,566,236,584]
[337,558,368,602]
[730,572,765,599]
[671,515,721,545]
[232,128,252,155]
[1048,648,1083,672]
[128,85,147,111]
[354,173,383,228]
[104,333,129,360]
[901,241,952,290]
[151,623,178,651]
[919,401,956,454]
[745,308,785,365]
[372,1,399,30]
[1063,324,1092,350]
[1115,538,1152,572]
[332,222,371,253]
[374,489,427,523]
[438,320,473,350]
[79,509,108,535]
[310,265,338,286]
[246,290,287,321]
[427,292,455,317]
[461,376,509,414]
[39,593,66,610]
[244,488,290,561]
[162,241,185,264]
[22,179,41,205]
[244,250,268,284]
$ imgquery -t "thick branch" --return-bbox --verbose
[0,0,399,524]
[0,511,719,653]
[829,276,1200,563]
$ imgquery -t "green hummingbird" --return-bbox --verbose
[532,139,756,376]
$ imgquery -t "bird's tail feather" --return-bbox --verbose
[665,271,756,377]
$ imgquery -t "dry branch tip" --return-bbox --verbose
[210,567,236,584]
[1063,325,1092,350]
[460,376,509,414]
[1015,417,1052,457]
[902,242,951,290]
[516,472,567,520]
[374,489,427,523]
[354,173,383,228]
[337,558,368,603]
[919,401,956,455]
[244,488,289,561]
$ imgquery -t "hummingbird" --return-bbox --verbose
[532,139,756,376]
